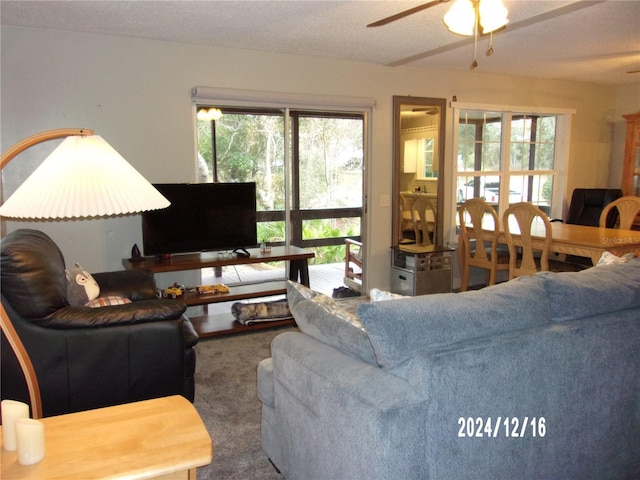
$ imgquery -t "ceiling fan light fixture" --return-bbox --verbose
[479,0,508,34]
[443,0,475,36]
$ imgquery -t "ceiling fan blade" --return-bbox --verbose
[367,0,449,28]
[412,107,439,114]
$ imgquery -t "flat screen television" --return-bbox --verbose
[142,182,257,256]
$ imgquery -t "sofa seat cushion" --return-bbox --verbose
[540,257,640,322]
[357,275,550,369]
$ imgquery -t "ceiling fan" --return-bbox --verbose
[367,0,509,69]
[412,107,440,115]
[367,0,450,28]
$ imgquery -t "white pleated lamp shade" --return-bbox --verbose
[0,135,170,219]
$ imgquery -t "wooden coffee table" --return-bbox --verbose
[1,395,212,480]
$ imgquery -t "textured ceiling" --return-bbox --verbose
[1,0,639,86]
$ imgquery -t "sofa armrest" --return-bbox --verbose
[92,269,158,301]
[39,299,186,329]
[266,331,427,480]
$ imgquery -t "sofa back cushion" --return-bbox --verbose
[540,257,640,322]
[1,229,68,318]
[357,275,550,369]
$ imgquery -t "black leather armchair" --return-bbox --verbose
[1,229,198,417]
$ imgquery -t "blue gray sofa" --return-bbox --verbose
[257,259,640,480]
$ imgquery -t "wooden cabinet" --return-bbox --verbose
[622,112,640,196]
[621,112,640,228]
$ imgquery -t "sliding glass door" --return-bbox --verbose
[196,107,364,267]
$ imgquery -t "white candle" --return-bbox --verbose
[1,399,30,451]
[15,418,45,465]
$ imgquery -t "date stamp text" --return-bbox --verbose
[457,417,546,438]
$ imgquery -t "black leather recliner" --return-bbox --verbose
[1,229,198,417]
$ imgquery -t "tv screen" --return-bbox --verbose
[142,182,257,256]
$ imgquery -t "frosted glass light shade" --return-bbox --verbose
[0,135,170,219]
[443,0,508,36]
[479,0,508,33]
[443,0,475,36]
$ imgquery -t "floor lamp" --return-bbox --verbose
[0,128,170,418]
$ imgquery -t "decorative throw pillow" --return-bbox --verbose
[286,280,319,309]
[370,288,406,302]
[65,263,100,306]
[290,292,378,365]
[596,251,635,266]
[85,296,132,308]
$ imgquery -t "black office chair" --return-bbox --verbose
[552,188,622,266]
[559,188,623,228]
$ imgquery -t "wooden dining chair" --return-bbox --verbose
[503,202,553,279]
[411,195,436,246]
[399,193,416,244]
[599,195,640,230]
[503,202,586,278]
[458,198,509,291]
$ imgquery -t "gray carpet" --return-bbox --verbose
[193,326,295,480]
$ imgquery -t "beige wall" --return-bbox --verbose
[2,25,635,289]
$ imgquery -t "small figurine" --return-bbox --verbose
[129,243,144,262]
[196,284,230,294]
[162,282,185,299]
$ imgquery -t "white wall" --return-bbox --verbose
[1,25,631,289]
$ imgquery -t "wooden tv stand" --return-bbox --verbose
[122,246,314,337]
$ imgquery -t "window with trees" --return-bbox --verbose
[454,106,572,221]
[196,107,364,265]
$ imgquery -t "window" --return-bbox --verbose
[196,106,364,266]
[454,105,573,222]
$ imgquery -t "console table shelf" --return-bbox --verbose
[185,279,295,338]
[189,311,295,338]
[122,246,312,337]
[180,280,286,306]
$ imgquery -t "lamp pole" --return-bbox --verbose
[0,128,92,418]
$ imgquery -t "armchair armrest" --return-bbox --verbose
[40,299,186,329]
[92,269,158,301]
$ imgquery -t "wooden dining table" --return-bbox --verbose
[486,221,640,266]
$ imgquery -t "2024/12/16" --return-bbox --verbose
[457,416,546,438]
